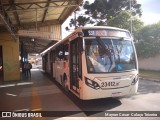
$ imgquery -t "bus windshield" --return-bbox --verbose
[85,38,136,73]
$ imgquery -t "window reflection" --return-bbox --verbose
[85,38,136,73]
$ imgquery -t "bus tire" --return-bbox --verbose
[63,74,69,92]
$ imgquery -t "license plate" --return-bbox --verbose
[112,92,121,97]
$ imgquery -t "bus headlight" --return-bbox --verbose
[85,77,100,90]
[131,75,139,85]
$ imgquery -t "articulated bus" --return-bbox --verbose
[42,26,139,100]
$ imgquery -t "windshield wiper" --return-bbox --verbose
[95,36,109,55]
[95,37,113,72]
[115,45,121,63]
[110,39,122,72]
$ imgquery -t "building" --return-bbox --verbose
[0,0,82,82]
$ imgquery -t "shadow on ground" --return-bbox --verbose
[69,95,121,116]
[51,78,122,117]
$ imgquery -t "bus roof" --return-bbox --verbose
[78,26,129,32]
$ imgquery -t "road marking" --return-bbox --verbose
[0,84,15,88]
[16,82,33,86]
[0,82,33,88]
[14,109,29,112]
[6,93,17,97]
[32,108,42,111]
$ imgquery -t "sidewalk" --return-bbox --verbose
[0,69,81,117]
[139,70,160,82]
[0,68,40,85]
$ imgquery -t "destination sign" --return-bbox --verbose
[82,29,131,38]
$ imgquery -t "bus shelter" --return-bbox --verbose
[0,0,82,81]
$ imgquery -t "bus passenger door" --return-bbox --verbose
[70,38,82,94]
[51,50,56,79]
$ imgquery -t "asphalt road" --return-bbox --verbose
[61,79,160,120]
[61,79,160,111]
[0,70,160,120]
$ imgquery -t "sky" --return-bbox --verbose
[137,0,160,25]
[62,0,160,39]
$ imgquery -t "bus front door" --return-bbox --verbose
[70,39,81,94]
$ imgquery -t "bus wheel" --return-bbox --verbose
[64,76,69,92]
[60,75,63,86]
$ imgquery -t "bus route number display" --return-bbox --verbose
[88,30,107,36]
[83,29,130,38]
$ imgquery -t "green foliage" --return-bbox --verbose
[107,11,144,33]
[84,0,142,25]
[66,0,142,30]
[65,16,93,31]
[135,21,160,58]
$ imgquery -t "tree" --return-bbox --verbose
[65,15,92,31]
[84,0,142,25]
[135,21,160,58]
[65,2,93,31]
[66,0,142,30]
[107,11,144,33]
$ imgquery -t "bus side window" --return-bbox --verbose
[64,44,69,60]
[52,50,56,63]
[55,48,60,61]
[58,51,63,60]
[55,45,64,60]
[78,38,82,79]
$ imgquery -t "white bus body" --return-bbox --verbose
[43,26,139,100]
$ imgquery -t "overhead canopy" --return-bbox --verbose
[0,0,82,29]
[0,0,82,53]
[20,36,56,53]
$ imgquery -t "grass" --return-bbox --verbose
[139,69,160,80]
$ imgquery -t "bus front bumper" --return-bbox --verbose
[80,81,139,100]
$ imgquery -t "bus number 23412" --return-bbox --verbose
[101,82,120,87]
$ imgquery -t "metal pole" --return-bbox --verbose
[130,0,132,35]
[74,11,76,30]
[36,8,37,31]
